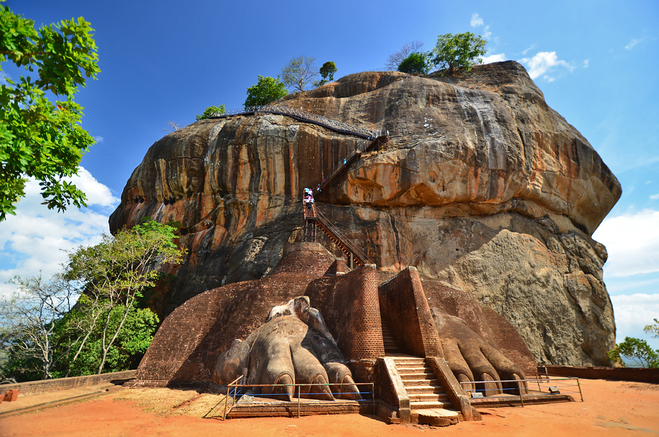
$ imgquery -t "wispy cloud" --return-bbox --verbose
[625,37,646,50]
[520,51,575,79]
[651,194,659,200]
[593,209,659,277]
[583,59,590,68]
[94,136,104,143]
[469,13,491,39]
[470,13,484,27]
[0,167,119,299]
[521,44,537,55]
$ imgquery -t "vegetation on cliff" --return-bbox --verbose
[244,75,288,107]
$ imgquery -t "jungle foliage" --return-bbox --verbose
[0,221,184,381]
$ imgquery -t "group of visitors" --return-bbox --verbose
[304,187,315,211]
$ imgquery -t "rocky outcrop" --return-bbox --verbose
[110,61,621,366]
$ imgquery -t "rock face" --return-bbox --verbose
[110,61,621,366]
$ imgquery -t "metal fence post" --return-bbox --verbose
[297,385,301,418]
[576,378,584,402]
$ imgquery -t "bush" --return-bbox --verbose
[196,105,225,121]
[397,52,431,75]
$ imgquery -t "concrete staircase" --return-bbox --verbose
[392,356,459,426]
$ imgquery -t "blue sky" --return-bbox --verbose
[1,0,658,349]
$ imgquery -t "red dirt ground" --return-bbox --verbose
[1,378,658,437]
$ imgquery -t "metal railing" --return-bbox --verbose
[459,376,584,407]
[314,207,373,267]
[207,104,386,140]
[223,378,376,419]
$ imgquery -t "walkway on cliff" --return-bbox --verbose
[210,104,387,268]
[302,132,389,268]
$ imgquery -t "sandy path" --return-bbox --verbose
[1,379,658,436]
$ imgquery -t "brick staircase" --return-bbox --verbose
[392,356,459,426]
[381,323,402,355]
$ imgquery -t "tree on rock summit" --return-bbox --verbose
[244,75,288,107]
[432,32,487,75]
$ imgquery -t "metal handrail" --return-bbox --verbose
[225,380,376,418]
[221,374,244,419]
[207,104,383,140]
[460,376,584,405]
[315,207,372,266]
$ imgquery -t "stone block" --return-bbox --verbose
[3,389,19,402]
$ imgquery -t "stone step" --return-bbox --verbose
[399,371,436,380]
[408,393,450,403]
[410,401,453,410]
[406,385,446,395]
[391,359,425,366]
[396,365,433,373]
[412,408,460,427]
[390,356,424,362]
[402,378,441,387]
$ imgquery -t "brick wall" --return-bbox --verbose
[378,267,443,358]
[0,371,136,397]
[544,365,659,383]
[306,264,385,365]
[136,243,336,386]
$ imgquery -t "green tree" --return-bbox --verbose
[280,56,318,92]
[0,274,81,380]
[397,52,431,75]
[0,221,184,380]
[58,305,159,376]
[0,4,100,221]
[196,104,226,121]
[608,337,659,368]
[644,318,659,338]
[316,61,337,87]
[66,220,184,374]
[244,75,288,107]
[432,32,487,75]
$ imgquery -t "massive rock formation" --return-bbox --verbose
[110,61,621,366]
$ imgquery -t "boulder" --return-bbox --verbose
[110,61,621,365]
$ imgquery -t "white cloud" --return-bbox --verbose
[0,168,119,299]
[610,293,659,348]
[593,209,659,277]
[94,136,104,143]
[543,75,555,82]
[625,38,646,50]
[520,51,575,79]
[65,166,120,207]
[583,59,589,68]
[482,25,491,39]
[650,194,659,200]
[481,53,506,64]
[470,13,484,27]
